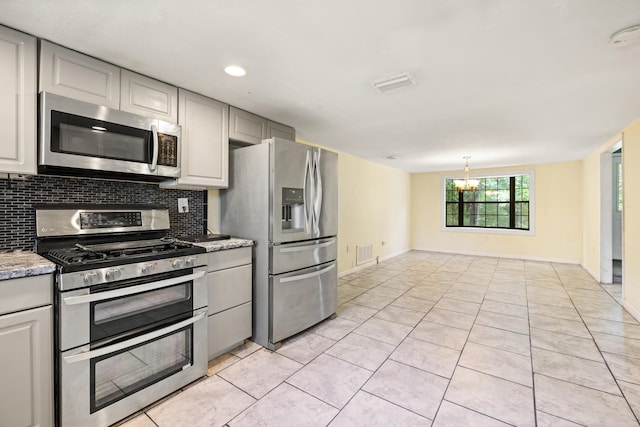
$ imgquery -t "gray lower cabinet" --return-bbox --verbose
[0,274,53,427]
[206,247,252,360]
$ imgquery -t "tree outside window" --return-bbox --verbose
[445,174,530,230]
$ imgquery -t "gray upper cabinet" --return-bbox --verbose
[0,25,37,176]
[120,70,178,123]
[39,40,121,108]
[266,120,295,141]
[229,106,296,145]
[229,106,267,145]
[162,89,228,189]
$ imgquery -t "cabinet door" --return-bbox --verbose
[208,302,252,360]
[120,69,178,123]
[39,40,120,108]
[0,26,37,175]
[229,106,267,145]
[0,306,53,427]
[266,120,295,141]
[166,89,228,189]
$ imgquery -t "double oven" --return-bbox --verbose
[36,205,208,427]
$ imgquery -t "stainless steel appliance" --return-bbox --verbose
[39,92,181,181]
[220,138,338,350]
[35,205,207,427]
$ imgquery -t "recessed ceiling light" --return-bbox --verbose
[610,24,640,46]
[224,65,247,77]
[372,73,415,93]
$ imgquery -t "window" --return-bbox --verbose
[445,174,531,230]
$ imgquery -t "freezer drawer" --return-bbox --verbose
[270,261,337,344]
[270,237,337,275]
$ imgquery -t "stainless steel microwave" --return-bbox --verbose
[39,92,181,181]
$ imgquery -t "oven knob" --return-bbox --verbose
[105,268,122,281]
[141,263,155,275]
[172,259,185,269]
[83,272,99,285]
[185,257,197,267]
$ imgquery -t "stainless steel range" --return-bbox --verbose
[35,204,208,427]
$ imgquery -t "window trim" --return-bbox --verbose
[440,169,535,236]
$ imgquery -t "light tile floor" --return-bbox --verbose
[120,251,640,426]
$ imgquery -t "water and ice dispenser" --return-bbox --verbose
[281,187,305,231]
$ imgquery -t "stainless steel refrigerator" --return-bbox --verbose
[220,138,338,350]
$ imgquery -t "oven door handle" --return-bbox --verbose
[62,270,206,306]
[63,309,206,364]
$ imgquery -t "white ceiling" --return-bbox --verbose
[1,0,640,172]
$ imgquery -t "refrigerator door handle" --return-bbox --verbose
[313,149,322,236]
[303,149,313,234]
[279,263,336,283]
[278,240,335,253]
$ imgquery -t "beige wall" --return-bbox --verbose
[622,117,640,318]
[411,161,583,262]
[581,133,622,280]
[208,145,412,275]
[337,152,411,273]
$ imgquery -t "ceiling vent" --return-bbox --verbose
[372,72,416,93]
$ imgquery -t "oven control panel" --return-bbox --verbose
[59,253,208,291]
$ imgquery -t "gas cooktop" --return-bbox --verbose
[44,238,204,269]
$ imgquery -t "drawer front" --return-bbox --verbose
[207,264,252,315]
[0,275,52,316]
[207,247,252,272]
[207,302,252,360]
[270,238,336,275]
[270,261,337,343]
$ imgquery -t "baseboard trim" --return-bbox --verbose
[340,246,583,277]
[411,247,581,265]
[623,301,640,323]
[581,262,601,283]
[339,248,411,277]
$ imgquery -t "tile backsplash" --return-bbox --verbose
[0,175,206,252]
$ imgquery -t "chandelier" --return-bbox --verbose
[454,156,479,192]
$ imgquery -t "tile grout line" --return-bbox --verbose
[550,262,640,426]
[429,255,493,425]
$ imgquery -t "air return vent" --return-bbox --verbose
[372,72,416,92]
[356,243,374,266]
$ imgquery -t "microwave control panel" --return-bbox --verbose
[158,133,178,167]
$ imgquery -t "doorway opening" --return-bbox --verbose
[612,149,622,284]
[599,140,623,286]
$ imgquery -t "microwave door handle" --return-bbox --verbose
[149,124,159,172]
[62,309,207,364]
[62,270,206,305]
